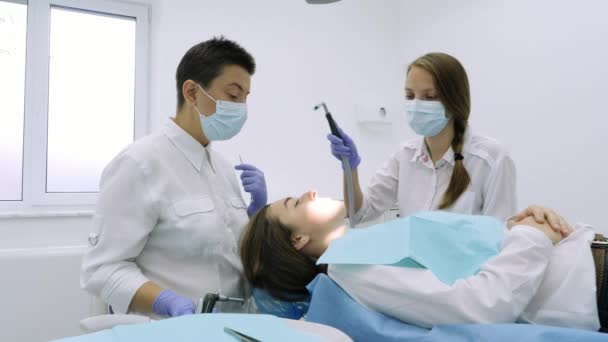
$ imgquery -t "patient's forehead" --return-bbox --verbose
[268,198,295,226]
[267,199,285,219]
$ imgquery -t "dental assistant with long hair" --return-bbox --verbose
[81,37,268,318]
[327,52,546,226]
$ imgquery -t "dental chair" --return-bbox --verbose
[76,233,608,341]
[78,314,351,341]
[77,292,352,342]
[592,233,608,332]
[80,291,238,331]
[299,233,608,342]
[247,232,608,342]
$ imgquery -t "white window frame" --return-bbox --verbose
[0,0,149,213]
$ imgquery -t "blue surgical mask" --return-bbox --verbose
[405,99,449,137]
[194,84,247,141]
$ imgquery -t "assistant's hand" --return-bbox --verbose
[235,163,268,216]
[152,289,195,317]
[327,126,361,170]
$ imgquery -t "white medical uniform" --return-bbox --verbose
[329,224,600,331]
[354,130,517,222]
[81,120,251,316]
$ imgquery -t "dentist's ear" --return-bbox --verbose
[182,80,199,106]
[291,234,310,251]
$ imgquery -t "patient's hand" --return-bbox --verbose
[508,216,563,245]
[511,205,573,237]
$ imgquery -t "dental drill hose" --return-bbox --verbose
[342,159,357,227]
[314,102,358,228]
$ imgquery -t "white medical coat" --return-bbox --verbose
[81,120,251,315]
[354,130,517,223]
[329,224,600,331]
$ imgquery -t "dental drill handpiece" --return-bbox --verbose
[239,155,253,205]
[314,102,358,227]
[315,102,342,139]
[200,293,245,313]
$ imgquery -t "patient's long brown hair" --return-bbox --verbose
[240,205,324,301]
[408,53,471,209]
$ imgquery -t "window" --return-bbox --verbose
[47,7,136,193]
[0,0,148,211]
[0,0,26,201]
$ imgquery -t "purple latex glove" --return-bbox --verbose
[234,163,268,217]
[152,289,195,317]
[327,126,361,170]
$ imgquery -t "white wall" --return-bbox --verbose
[0,216,102,342]
[1,1,403,341]
[147,0,404,201]
[398,0,608,231]
[3,1,608,341]
[0,244,106,342]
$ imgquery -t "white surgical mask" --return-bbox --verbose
[405,99,449,137]
[194,84,247,141]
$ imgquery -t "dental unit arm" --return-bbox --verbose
[198,293,245,313]
[80,293,245,333]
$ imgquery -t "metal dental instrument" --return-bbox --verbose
[199,293,245,313]
[223,326,261,342]
[305,0,342,4]
[314,102,358,227]
[239,154,254,205]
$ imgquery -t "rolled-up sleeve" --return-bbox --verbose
[80,153,158,314]
[481,154,517,221]
[329,225,552,327]
[353,152,400,224]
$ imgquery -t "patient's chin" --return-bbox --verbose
[309,198,345,222]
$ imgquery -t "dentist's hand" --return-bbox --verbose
[152,289,195,317]
[235,163,268,216]
[327,126,361,170]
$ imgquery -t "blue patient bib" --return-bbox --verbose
[252,287,310,319]
[317,211,504,284]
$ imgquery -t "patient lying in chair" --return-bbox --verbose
[240,190,600,331]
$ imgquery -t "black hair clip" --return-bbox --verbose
[454,153,464,161]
